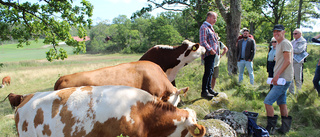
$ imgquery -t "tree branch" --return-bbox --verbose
[215,0,228,20]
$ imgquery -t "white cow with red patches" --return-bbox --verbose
[140,40,206,86]
[15,86,206,137]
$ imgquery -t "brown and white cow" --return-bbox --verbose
[1,93,23,109]
[139,40,205,86]
[1,76,11,88]
[54,61,188,106]
[15,85,206,137]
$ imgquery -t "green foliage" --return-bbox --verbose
[86,12,187,54]
[117,134,129,137]
[0,0,93,61]
[290,91,320,128]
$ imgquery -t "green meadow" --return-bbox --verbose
[0,40,76,63]
[0,41,319,137]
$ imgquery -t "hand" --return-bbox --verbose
[210,50,216,55]
[272,75,280,86]
[248,59,252,62]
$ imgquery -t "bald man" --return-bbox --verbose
[289,28,307,95]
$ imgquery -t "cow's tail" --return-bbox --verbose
[0,93,10,103]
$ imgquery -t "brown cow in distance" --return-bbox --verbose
[1,76,11,88]
[54,61,188,106]
[1,93,23,109]
[139,40,205,86]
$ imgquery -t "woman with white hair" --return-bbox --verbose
[267,37,277,90]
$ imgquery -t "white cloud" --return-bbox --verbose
[301,19,320,32]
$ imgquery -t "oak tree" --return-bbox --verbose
[0,0,93,61]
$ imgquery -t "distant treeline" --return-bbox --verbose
[302,32,320,43]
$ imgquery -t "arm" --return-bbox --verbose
[199,26,216,55]
[272,51,292,85]
[219,42,228,57]
[221,46,228,57]
[312,34,320,43]
[314,34,320,39]
[248,39,256,61]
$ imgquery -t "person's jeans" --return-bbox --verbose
[202,55,215,92]
[238,60,254,85]
[313,63,320,94]
[264,81,292,105]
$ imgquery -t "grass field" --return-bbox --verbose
[0,40,76,63]
[0,41,320,136]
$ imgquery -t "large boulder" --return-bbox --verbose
[204,109,248,135]
[197,119,237,137]
[186,92,230,119]
[211,92,229,109]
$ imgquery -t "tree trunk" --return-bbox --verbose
[215,0,241,75]
[297,0,303,28]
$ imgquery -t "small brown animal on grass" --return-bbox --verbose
[1,76,11,88]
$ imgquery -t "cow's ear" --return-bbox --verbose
[192,44,200,51]
[177,87,189,97]
[188,124,206,137]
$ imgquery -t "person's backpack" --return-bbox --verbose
[248,118,269,137]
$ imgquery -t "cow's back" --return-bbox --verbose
[54,61,175,97]
[15,86,157,137]
[15,86,205,137]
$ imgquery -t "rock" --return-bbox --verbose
[204,109,248,135]
[211,92,229,109]
[187,99,212,119]
[198,119,237,137]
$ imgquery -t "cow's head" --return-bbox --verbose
[163,87,188,106]
[180,40,206,64]
[184,108,206,137]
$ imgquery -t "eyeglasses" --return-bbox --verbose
[293,33,299,35]
[271,41,277,43]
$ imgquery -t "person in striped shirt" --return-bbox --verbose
[199,11,219,100]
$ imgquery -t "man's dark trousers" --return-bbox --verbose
[202,54,216,92]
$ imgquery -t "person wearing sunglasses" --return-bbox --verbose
[289,29,307,95]
[267,37,277,90]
